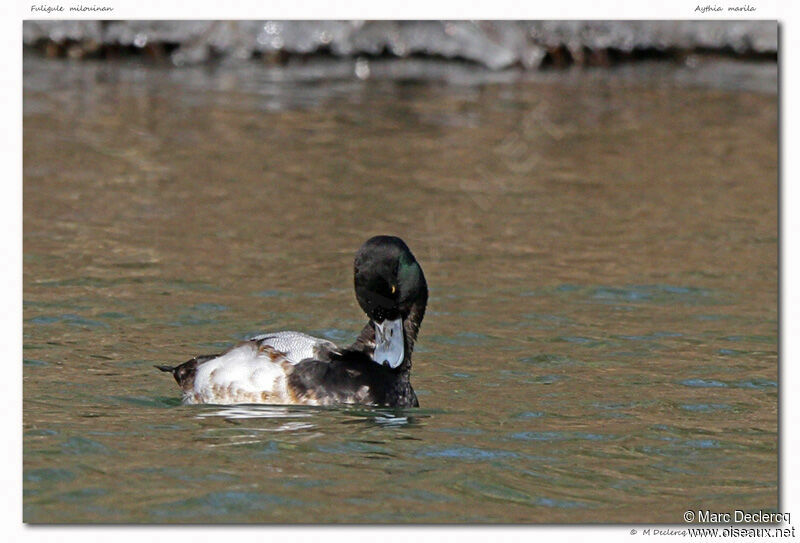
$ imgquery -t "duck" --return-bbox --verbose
[156,235,428,408]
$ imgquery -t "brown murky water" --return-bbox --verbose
[23,54,777,523]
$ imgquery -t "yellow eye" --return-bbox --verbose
[391,285,396,294]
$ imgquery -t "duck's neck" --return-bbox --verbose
[401,294,427,366]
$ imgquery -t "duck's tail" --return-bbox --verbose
[155,364,182,387]
[155,354,218,390]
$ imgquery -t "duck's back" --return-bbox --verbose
[249,331,338,364]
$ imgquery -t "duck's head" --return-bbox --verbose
[354,235,428,370]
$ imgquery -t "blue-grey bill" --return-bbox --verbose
[373,318,404,368]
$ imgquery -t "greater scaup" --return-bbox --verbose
[157,235,428,408]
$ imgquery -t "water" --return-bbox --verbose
[23,54,777,523]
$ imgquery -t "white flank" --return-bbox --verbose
[189,342,293,405]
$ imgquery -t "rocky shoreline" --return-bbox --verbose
[23,20,777,69]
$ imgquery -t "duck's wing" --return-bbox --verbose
[249,330,339,364]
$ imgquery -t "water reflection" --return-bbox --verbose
[197,403,429,430]
[197,404,312,420]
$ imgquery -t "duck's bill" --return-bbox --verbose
[373,318,404,369]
